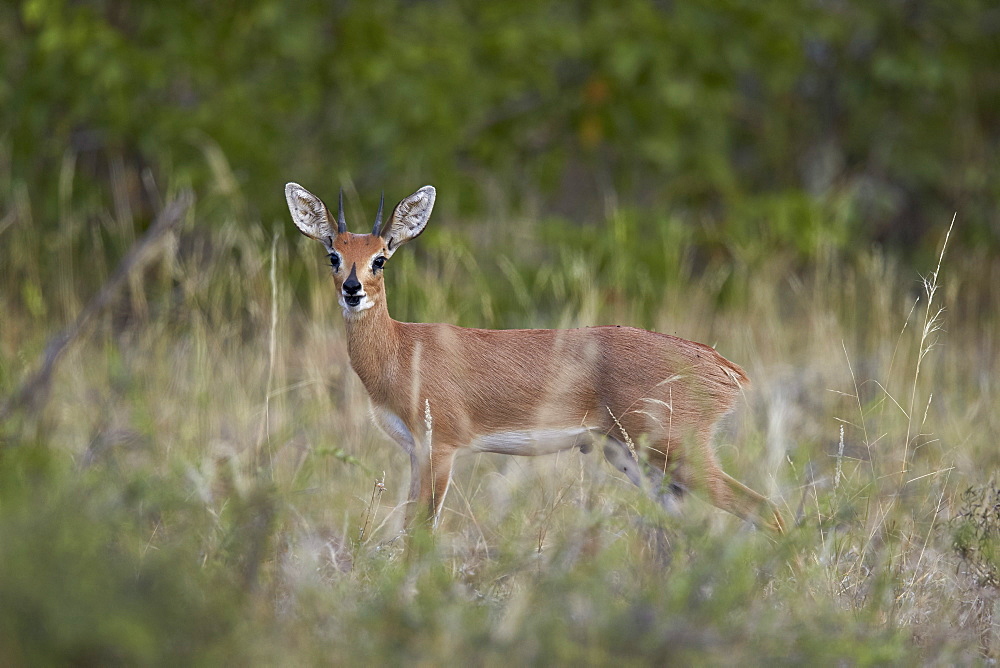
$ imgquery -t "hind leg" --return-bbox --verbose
[715,471,785,534]
[598,420,784,534]
[665,432,785,534]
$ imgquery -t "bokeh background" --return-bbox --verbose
[5,0,999,252]
[3,1,1000,664]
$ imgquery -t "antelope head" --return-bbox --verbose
[285,184,436,317]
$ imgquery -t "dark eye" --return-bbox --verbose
[328,253,340,271]
[372,256,386,271]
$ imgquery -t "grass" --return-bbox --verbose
[1,170,998,664]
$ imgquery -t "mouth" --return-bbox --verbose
[344,294,362,308]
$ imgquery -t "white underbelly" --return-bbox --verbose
[469,427,601,456]
[370,405,609,459]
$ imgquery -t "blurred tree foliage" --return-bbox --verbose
[2,0,998,253]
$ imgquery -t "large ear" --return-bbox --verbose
[378,186,435,257]
[285,183,334,245]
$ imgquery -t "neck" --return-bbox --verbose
[343,298,400,402]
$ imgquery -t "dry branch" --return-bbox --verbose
[0,189,194,427]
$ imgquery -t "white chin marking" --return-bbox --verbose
[339,293,375,316]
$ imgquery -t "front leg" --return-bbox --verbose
[406,445,457,529]
[370,406,423,531]
[371,406,456,532]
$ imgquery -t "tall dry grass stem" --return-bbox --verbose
[256,231,280,476]
[425,399,439,526]
[607,406,639,463]
[835,424,845,491]
[902,214,955,483]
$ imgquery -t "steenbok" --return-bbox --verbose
[286,183,784,535]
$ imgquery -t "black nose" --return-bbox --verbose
[343,263,361,295]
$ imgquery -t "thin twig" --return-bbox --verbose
[359,472,386,542]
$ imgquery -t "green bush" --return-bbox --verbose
[0,445,258,665]
[3,0,998,254]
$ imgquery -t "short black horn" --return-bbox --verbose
[337,188,347,234]
[372,191,385,235]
